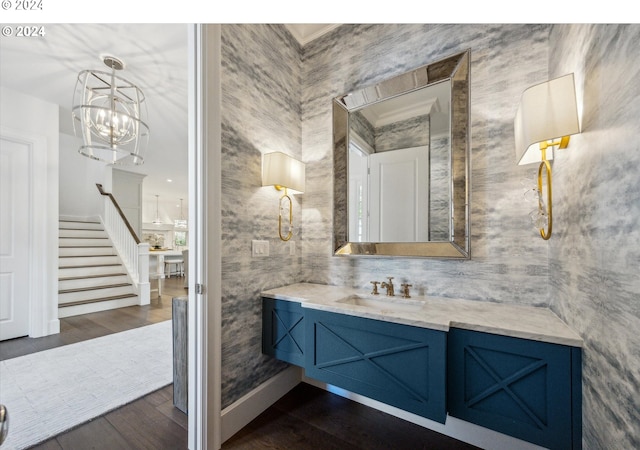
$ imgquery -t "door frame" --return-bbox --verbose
[187,24,222,450]
[0,126,59,339]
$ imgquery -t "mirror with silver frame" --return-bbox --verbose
[333,49,470,258]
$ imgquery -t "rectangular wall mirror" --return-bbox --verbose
[333,50,470,258]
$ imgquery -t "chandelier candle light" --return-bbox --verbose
[72,56,149,165]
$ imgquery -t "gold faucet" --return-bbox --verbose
[380,277,395,296]
[400,283,412,298]
[370,281,380,295]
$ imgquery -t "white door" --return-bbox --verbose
[369,146,429,242]
[0,136,31,340]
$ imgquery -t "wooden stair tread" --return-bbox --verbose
[59,236,109,239]
[59,245,112,248]
[59,273,127,281]
[59,294,138,308]
[59,254,115,258]
[59,283,132,294]
[59,263,122,269]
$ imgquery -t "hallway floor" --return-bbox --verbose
[0,277,182,361]
[0,277,187,449]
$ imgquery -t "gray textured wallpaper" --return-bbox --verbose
[548,24,640,449]
[218,23,640,448]
[220,24,303,408]
[301,24,552,304]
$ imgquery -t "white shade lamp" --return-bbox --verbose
[514,73,580,240]
[262,152,305,241]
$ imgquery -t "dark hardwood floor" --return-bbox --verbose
[224,383,480,450]
[29,384,188,450]
[4,277,479,450]
[0,277,184,361]
[30,383,479,450]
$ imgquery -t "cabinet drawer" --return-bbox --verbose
[262,298,305,367]
[448,328,581,450]
[305,308,447,423]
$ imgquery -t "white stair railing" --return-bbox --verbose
[96,184,150,305]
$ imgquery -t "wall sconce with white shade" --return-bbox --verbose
[262,152,305,241]
[514,73,580,240]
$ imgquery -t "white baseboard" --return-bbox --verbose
[221,366,302,443]
[48,318,60,335]
[302,376,546,450]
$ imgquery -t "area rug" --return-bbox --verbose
[0,320,173,449]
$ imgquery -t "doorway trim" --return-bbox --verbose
[187,24,222,449]
[0,126,59,339]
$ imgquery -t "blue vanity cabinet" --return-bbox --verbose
[447,328,582,450]
[262,298,306,367]
[305,308,448,423]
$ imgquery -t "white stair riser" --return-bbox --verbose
[59,229,107,238]
[58,247,117,257]
[59,265,125,278]
[58,285,134,304]
[59,237,111,247]
[59,255,121,267]
[57,218,143,318]
[59,275,129,291]
[58,296,139,318]
[58,221,103,230]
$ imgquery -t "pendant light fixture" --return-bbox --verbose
[174,198,187,229]
[72,55,149,165]
[152,195,163,225]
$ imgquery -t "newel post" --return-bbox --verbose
[138,242,150,305]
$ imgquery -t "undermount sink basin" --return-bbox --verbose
[336,294,425,312]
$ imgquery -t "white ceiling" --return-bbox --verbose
[0,24,335,213]
[0,23,190,208]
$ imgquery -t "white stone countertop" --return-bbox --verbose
[261,283,583,347]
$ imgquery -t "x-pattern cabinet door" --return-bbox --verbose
[305,308,447,423]
[262,298,306,367]
[448,328,581,450]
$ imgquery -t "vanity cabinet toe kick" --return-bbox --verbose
[262,297,582,450]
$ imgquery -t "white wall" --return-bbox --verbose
[59,132,109,219]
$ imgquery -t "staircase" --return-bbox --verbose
[58,219,139,318]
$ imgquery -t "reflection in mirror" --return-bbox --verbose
[333,50,470,258]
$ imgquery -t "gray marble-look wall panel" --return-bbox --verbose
[349,110,375,148]
[301,24,553,306]
[430,134,450,240]
[220,24,303,408]
[216,23,640,446]
[548,24,640,449]
[374,114,429,151]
